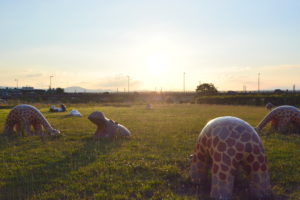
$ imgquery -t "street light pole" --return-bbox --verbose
[127,75,130,93]
[15,79,18,89]
[50,75,54,89]
[258,73,260,93]
[183,72,185,93]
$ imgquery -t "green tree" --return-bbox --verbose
[55,87,64,94]
[196,83,218,96]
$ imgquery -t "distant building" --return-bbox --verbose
[22,86,34,90]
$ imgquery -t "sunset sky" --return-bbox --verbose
[0,0,299,91]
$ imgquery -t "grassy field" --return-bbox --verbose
[0,104,299,200]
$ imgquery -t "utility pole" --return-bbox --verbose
[293,84,295,93]
[50,75,54,89]
[183,72,185,93]
[127,75,130,93]
[15,79,18,89]
[243,85,247,93]
[257,73,260,93]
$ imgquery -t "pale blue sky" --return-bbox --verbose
[0,0,299,91]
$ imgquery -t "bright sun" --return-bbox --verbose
[146,53,169,75]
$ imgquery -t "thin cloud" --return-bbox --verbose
[95,75,142,89]
[24,73,43,78]
[260,64,300,71]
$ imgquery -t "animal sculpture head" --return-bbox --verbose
[88,111,107,130]
[49,129,60,136]
[265,102,275,110]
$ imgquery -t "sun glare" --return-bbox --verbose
[146,53,169,76]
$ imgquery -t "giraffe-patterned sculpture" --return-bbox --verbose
[145,104,153,110]
[88,111,131,139]
[265,102,275,110]
[190,116,272,199]
[3,104,60,136]
[256,105,300,134]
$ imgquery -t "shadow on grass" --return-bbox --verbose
[0,105,14,109]
[0,134,13,151]
[169,167,288,200]
[0,134,28,152]
[0,136,126,200]
[0,132,61,152]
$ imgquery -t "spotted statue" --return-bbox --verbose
[256,105,300,134]
[3,104,60,136]
[265,102,275,110]
[190,116,272,199]
[88,111,131,139]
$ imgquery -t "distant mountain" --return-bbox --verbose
[64,86,111,93]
